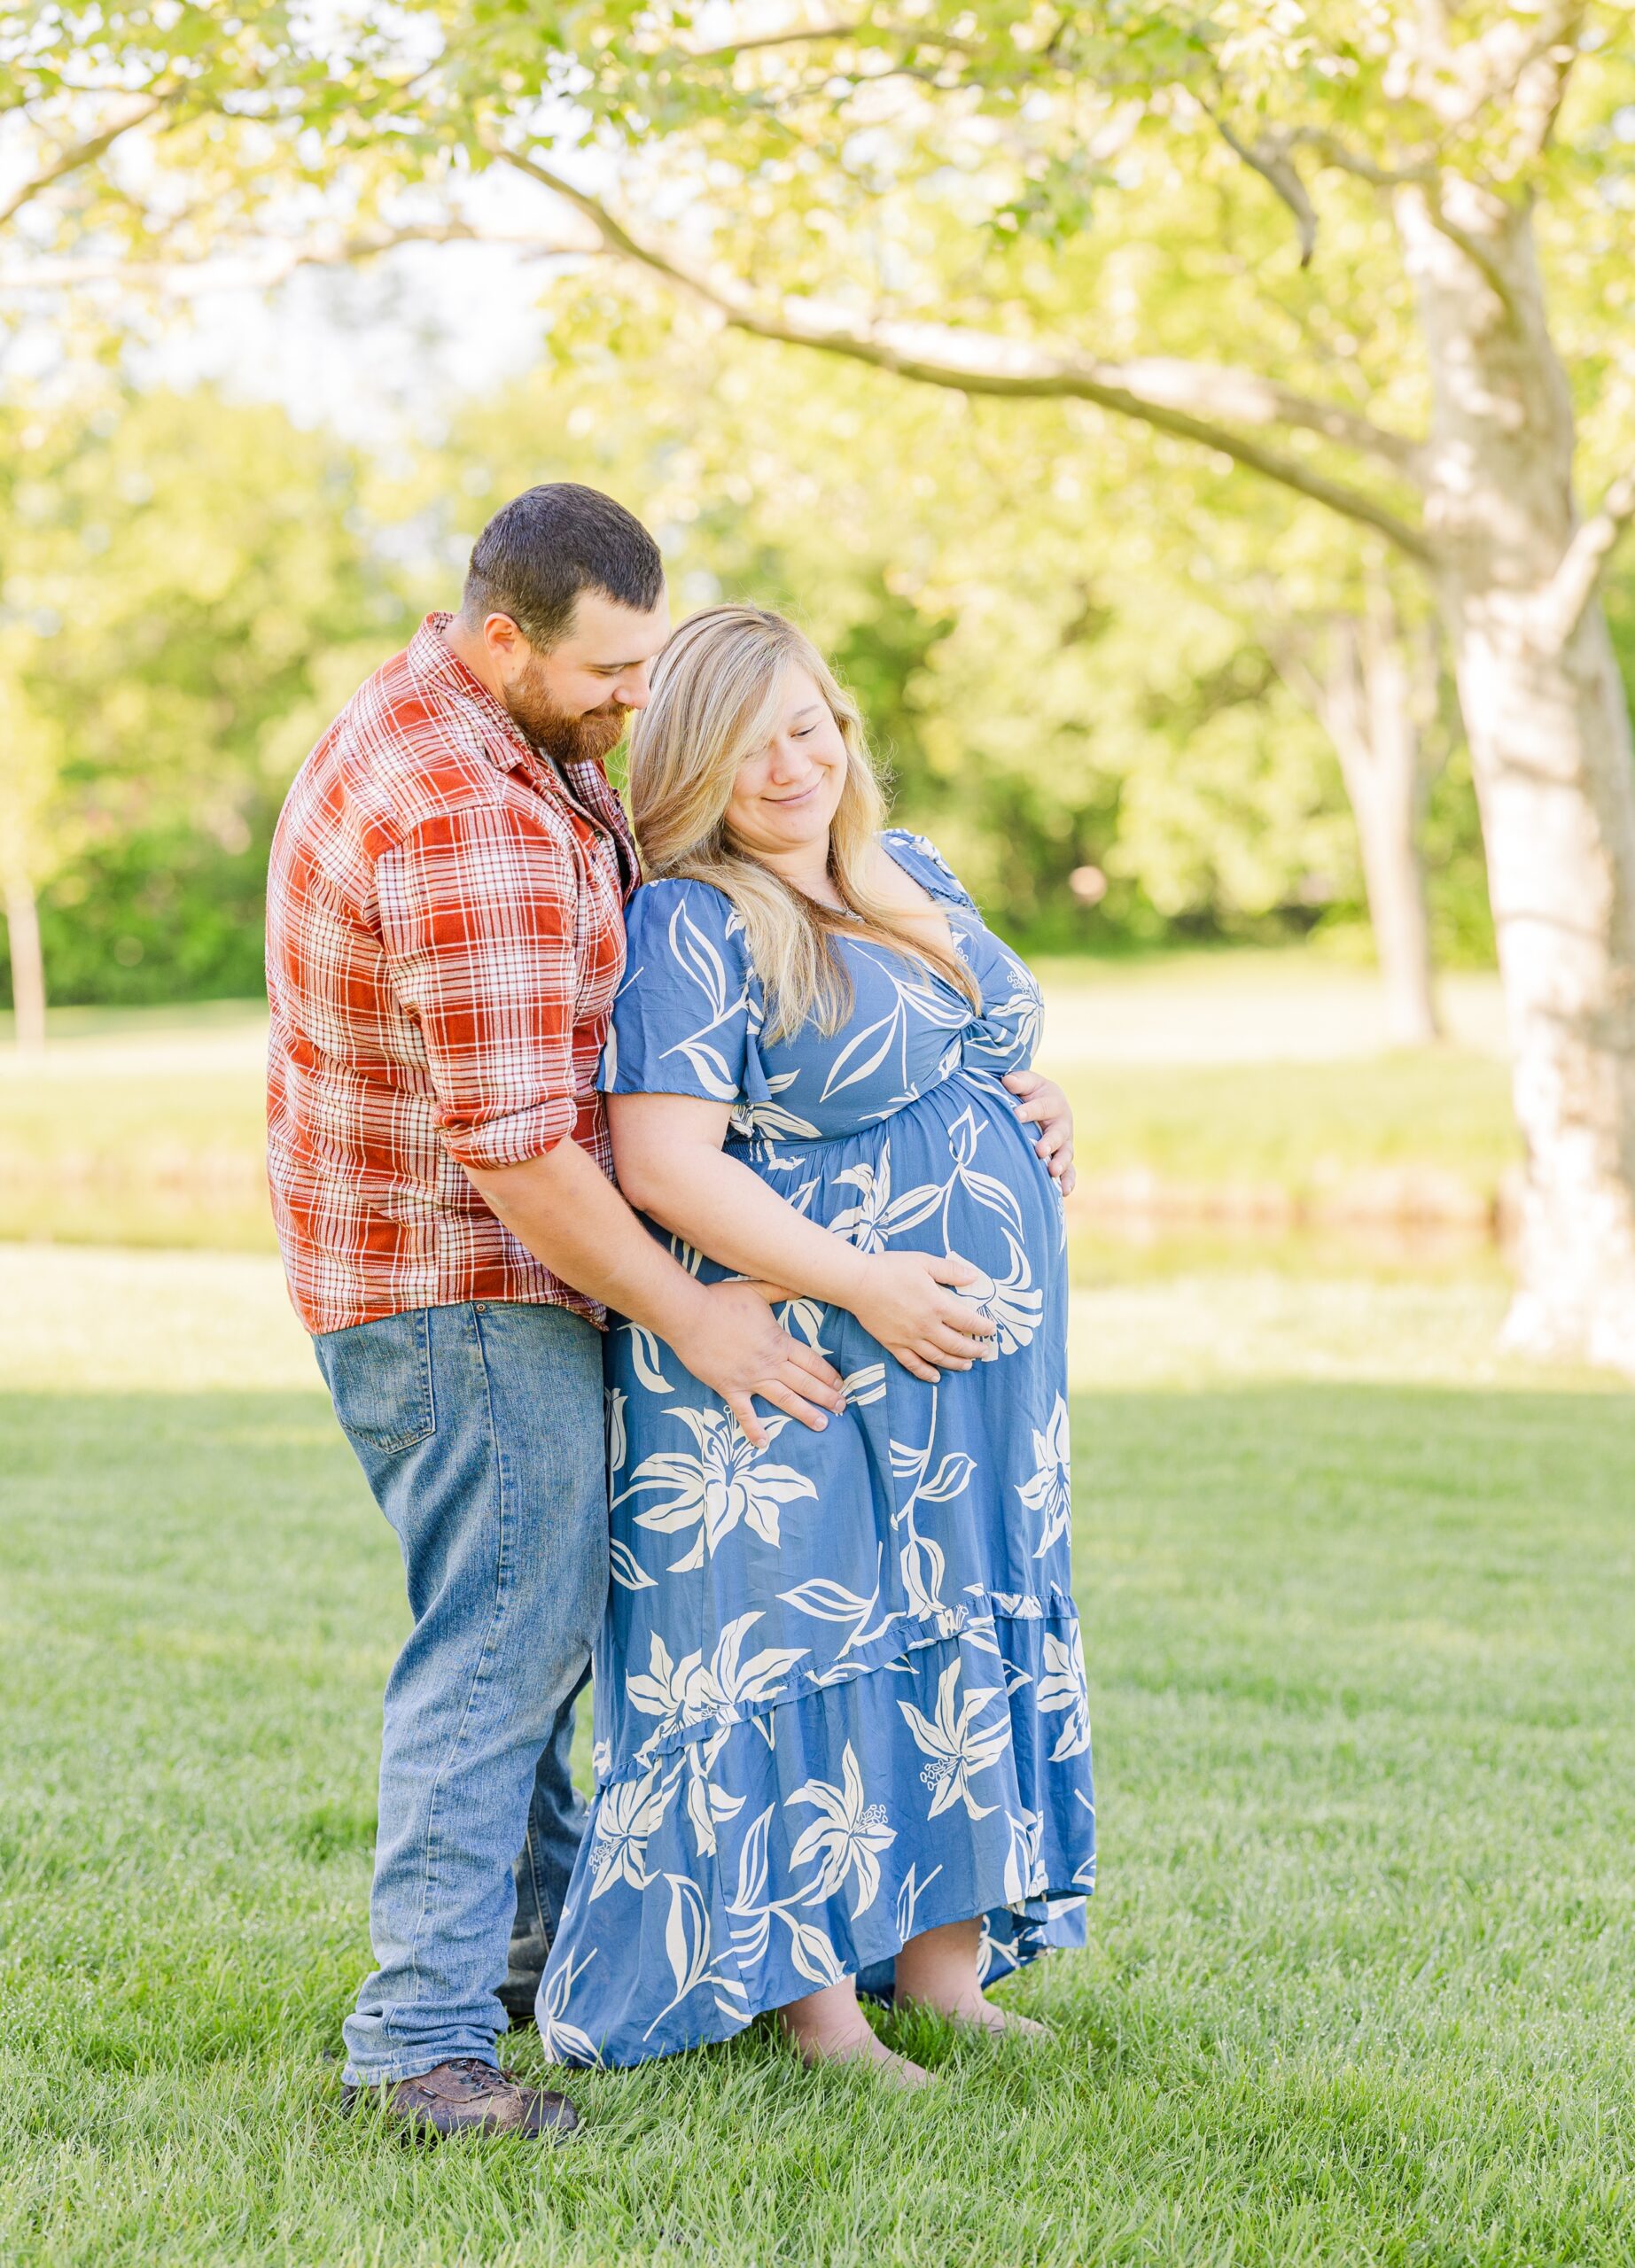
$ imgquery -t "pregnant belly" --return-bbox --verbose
[736,1068,1065,1353]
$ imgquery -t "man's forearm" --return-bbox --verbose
[464,1139,707,1339]
[627,1143,868,1312]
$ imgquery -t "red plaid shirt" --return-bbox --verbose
[266,614,639,1335]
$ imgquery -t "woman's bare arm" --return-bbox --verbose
[609,1091,997,1384]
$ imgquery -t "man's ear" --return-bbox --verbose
[481,612,526,667]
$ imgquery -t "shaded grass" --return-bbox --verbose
[0,1064,269,1252]
[1060,1053,1519,1202]
[4,1355,1632,2265]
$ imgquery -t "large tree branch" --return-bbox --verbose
[1505,7,1585,161]
[1281,128,1522,323]
[1421,186,1523,324]
[1537,462,1635,650]
[1211,114,1522,329]
[673,12,985,62]
[680,17,868,59]
[1286,128,1433,190]
[0,93,166,229]
[492,136,1432,556]
[1466,1,1585,139]
[1411,0,1585,150]
[1208,110,1318,267]
[0,220,585,296]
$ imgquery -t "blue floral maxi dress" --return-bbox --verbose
[536,830,1094,2067]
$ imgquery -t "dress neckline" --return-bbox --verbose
[873,836,963,970]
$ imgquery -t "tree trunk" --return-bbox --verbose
[1398,182,1635,1368]
[1289,587,1442,1048]
[4,866,46,1052]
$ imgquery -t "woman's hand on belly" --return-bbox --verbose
[845,1248,999,1383]
[611,1091,994,1383]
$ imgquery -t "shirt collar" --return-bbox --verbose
[410,612,538,773]
[410,611,641,890]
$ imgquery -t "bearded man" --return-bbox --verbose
[266,485,842,2140]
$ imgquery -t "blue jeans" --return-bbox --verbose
[313,1300,608,2085]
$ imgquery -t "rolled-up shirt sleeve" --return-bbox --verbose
[377,802,580,1171]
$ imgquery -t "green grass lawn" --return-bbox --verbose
[3,1250,1631,2267]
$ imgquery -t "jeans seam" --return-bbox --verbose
[319,1307,437,1453]
[518,1814,549,1957]
[392,1305,513,2049]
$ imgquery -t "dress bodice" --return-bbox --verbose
[602,830,1042,1144]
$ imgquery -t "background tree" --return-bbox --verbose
[0,384,413,1008]
[0,317,1483,1012]
[1,399,84,1048]
[1264,566,1454,1047]
[0,628,61,1050]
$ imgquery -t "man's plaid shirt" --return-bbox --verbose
[266,614,640,1336]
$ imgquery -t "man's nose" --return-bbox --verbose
[619,675,652,710]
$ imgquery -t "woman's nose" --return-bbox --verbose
[765,742,810,784]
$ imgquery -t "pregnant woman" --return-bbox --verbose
[537,607,1094,2082]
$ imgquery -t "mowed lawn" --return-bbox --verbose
[2,1250,1631,2267]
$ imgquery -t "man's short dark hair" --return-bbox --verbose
[461,484,665,651]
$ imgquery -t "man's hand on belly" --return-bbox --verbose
[1003,1070,1076,1198]
[465,1140,845,1447]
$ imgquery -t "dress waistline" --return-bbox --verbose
[730,1060,1016,1152]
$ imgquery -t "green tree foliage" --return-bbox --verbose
[433,322,1475,952]
[1,0,1623,996]
[0,387,413,1006]
[0,328,1513,1006]
[0,336,1493,1011]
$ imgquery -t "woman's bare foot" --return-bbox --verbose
[779,1979,933,2088]
[924,1995,1054,2041]
[892,1915,1053,2041]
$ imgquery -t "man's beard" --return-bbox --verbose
[502,660,629,767]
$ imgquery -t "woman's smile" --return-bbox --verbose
[723,666,853,872]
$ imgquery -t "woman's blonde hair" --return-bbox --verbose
[628,605,980,1042]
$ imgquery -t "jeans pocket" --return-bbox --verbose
[315,1309,437,1454]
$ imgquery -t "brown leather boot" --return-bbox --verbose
[341,2056,579,2140]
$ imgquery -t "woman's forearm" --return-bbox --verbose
[625,1141,870,1311]
[611,1099,994,1379]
